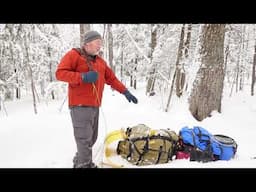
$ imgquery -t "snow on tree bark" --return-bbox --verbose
[189,24,226,121]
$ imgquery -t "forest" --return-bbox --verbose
[0,24,255,121]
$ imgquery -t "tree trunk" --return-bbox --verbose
[48,47,55,100]
[146,24,157,95]
[235,50,240,93]
[107,24,114,71]
[175,24,186,97]
[14,68,21,99]
[29,65,37,114]
[130,75,133,87]
[134,66,137,90]
[251,44,256,96]
[80,24,90,47]
[189,24,226,121]
[165,24,188,111]
[120,48,124,83]
[184,24,192,58]
[165,70,177,112]
[103,24,108,60]
[25,40,37,114]
[230,42,241,97]
[165,25,186,112]
[239,25,246,91]
[10,42,21,100]
[130,57,138,89]
[0,96,8,116]
[182,24,192,93]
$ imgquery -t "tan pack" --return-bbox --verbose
[116,124,179,166]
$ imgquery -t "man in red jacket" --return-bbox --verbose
[56,30,138,168]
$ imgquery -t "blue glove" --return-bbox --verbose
[81,71,98,83]
[123,90,138,104]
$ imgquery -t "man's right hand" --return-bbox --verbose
[81,71,98,83]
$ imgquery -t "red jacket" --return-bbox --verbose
[55,48,127,107]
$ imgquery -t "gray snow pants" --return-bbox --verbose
[70,106,99,166]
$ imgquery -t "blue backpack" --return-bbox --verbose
[179,126,237,161]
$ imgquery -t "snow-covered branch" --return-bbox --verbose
[124,26,151,63]
[124,26,170,84]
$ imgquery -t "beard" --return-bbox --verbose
[88,49,100,56]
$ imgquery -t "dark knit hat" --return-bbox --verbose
[83,30,102,44]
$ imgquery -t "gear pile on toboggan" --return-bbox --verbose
[102,124,238,168]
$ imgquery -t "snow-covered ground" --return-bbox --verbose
[1,83,256,168]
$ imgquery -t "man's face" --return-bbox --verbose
[84,39,103,56]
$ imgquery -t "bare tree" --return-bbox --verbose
[80,24,90,47]
[23,35,37,114]
[229,25,245,97]
[130,57,137,89]
[189,24,226,121]
[175,24,186,98]
[48,46,55,100]
[251,43,256,96]
[184,24,192,59]
[165,24,185,112]
[29,65,37,114]
[102,24,107,60]
[0,80,8,116]
[239,25,246,91]
[107,24,114,71]
[146,24,158,95]
[120,42,124,83]
[179,24,192,94]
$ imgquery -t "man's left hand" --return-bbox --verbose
[123,90,138,104]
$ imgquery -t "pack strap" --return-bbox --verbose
[155,146,163,164]
[129,135,173,165]
[135,138,149,165]
[74,48,94,71]
[195,127,211,142]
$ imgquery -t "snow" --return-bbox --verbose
[0,83,256,168]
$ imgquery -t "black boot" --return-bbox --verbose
[73,152,97,168]
[89,162,97,168]
[75,162,98,168]
[73,152,78,168]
